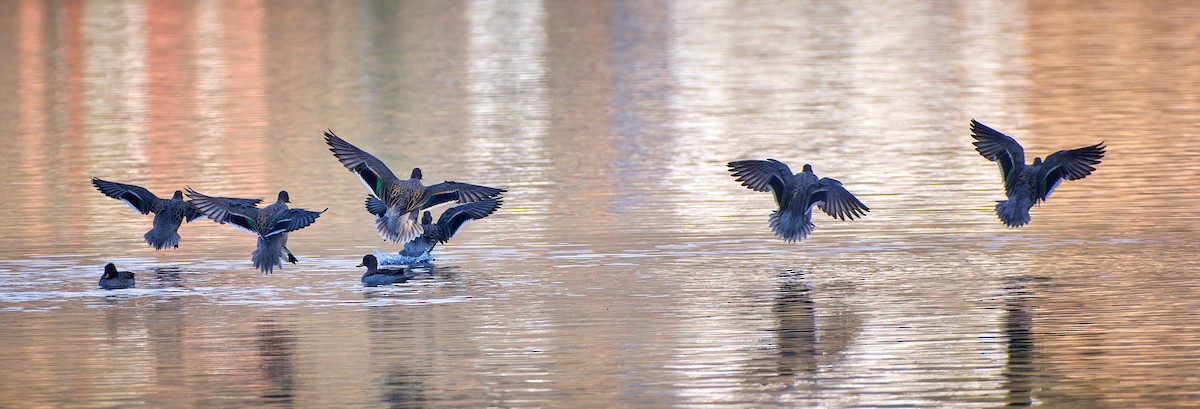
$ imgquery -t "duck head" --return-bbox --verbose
[422,211,433,225]
[410,168,423,180]
[277,191,291,203]
[357,254,378,271]
[1033,157,1043,165]
[103,263,118,279]
[172,190,185,200]
[802,164,813,173]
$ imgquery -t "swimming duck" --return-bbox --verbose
[367,197,503,258]
[971,119,1105,227]
[92,178,259,250]
[98,263,135,289]
[187,189,325,274]
[358,254,409,286]
[324,130,506,244]
[728,159,869,242]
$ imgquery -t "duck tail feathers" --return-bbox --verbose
[251,236,286,274]
[995,199,1032,228]
[144,228,181,250]
[769,209,815,242]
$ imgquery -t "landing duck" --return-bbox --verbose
[187,189,324,274]
[971,119,1105,227]
[98,263,135,289]
[324,130,506,244]
[367,197,502,259]
[728,159,869,242]
[92,178,259,250]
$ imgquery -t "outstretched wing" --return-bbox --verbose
[185,196,260,222]
[435,199,502,242]
[1036,142,1105,201]
[420,181,506,209]
[810,178,870,221]
[185,188,262,234]
[324,130,402,198]
[971,119,1026,188]
[92,178,159,215]
[727,159,794,206]
[265,208,325,237]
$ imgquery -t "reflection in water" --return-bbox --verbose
[254,317,296,405]
[772,271,818,380]
[1002,277,1040,407]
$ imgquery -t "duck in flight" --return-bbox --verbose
[971,119,1105,227]
[187,189,324,274]
[324,130,506,245]
[91,178,257,250]
[728,159,869,242]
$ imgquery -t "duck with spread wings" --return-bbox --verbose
[727,159,869,242]
[187,189,324,274]
[324,130,505,244]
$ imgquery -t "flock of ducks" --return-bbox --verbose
[92,120,1105,289]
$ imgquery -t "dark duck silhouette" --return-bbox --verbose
[728,159,869,242]
[325,130,505,244]
[358,254,410,286]
[98,263,135,289]
[187,189,324,274]
[971,119,1105,227]
[92,178,258,250]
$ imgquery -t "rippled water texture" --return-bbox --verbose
[3,0,1200,407]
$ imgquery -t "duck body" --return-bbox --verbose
[728,159,869,242]
[326,130,505,244]
[970,119,1105,227]
[98,263,135,289]
[187,189,324,274]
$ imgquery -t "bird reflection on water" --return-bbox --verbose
[756,270,862,386]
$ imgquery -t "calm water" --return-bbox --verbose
[2,0,1200,407]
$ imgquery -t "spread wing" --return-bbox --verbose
[971,119,1026,188]
[420,181,506,209]
[1037,142,1105,201]
[185,196,259,222]
[728,159,794,206]
[92,178,159,215]
[325,130,401,199]
[810,178,869,221]
[435,199,502,241]
[185,188,262,234]
[265,208,325,237]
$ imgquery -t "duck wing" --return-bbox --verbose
[420,181,506,209]
[185,188,263,234]
[971,119,1026,188]
[810,178,869,221]
[1036,142,1105,201]
[728,159,795,206]
[185,196,259,222]
[265,208,325,237]
[365,195,388,216]
[435,199,502,242]
[92,178,159,215]
[325,130,402,199]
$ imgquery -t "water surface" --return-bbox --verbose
[2,0,1199,407]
